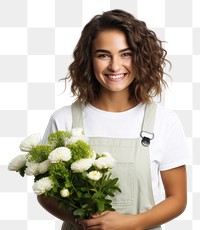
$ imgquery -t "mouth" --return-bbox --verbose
[105,73,126,80]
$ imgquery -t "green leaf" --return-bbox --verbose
[76,190,82,198]
[83,193,91,199]
[19,166,26,177]
[106,191,115,197]
[64,178,72,188]
[81,187,90,192]
[73,208,86,218]
[96,199,105,214]
[108,178,119,187]
[92,191,104,199]
[82,203,89,209]
[34,171,49,182]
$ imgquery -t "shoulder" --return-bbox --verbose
[155,103,181,128]
[42,105,72,144]
[48,105,72,131]
[153,103,186,148]
[50,105,72,121]
[156,103,178,118]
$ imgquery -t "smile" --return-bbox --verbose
[105,73,126,79]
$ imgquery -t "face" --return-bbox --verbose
[92,29,135,96]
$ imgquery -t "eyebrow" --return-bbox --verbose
[94,48,131,54]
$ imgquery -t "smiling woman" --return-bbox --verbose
[37,9,190,230]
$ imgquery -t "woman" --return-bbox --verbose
[38,9,190,229]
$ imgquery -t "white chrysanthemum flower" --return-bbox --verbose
[25,162,39,176]
[97,152,112,158]
[93,156,115,169]
[19,133,41,152]
[87,171,102,181]
[71,128,84,136]
[65,128,88,144]
[60,188,70,198]
[48,147,71,163]
[32,177,53,195]
[8,154,27,171]
[38,160,51,174]
[66,135,89,145]
[71,158,93,173]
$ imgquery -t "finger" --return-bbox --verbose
[91,210,110,218]
[90,213,99,218]
[79,218,99,228]
[101,211,110,215]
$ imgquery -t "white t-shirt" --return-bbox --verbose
[42,103,190,204]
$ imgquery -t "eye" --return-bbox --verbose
[97,53,110,59]
[121,52,132,58]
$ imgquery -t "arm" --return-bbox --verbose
[37,195,82,229]
[79,165,187,230]
[134,165,187,228]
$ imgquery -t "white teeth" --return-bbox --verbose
[107,74,125,79]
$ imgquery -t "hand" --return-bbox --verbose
[79,211,139,230]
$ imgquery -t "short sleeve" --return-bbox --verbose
[159,111,191,171]
[41,106,72,144]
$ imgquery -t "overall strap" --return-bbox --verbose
[140,102,157,147]
[71,100,157,146]
[71,100,84,129]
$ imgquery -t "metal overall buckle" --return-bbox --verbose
[140,131,154,147]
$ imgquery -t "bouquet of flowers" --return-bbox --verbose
[8,128,121,218]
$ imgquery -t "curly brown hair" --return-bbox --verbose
[64,9,171,104]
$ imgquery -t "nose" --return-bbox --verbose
[108,56,121,72]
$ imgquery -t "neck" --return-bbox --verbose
[92,91,138,112]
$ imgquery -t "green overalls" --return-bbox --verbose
[61,101,162,230]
